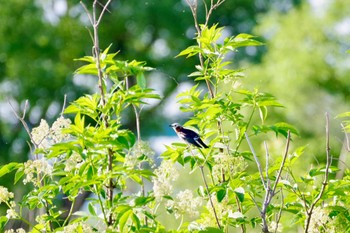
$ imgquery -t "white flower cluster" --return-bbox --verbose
[6,208,17,219]
[152,160,179,201]
[64,152,83,172]
[31,116,71,149]
[0,186,14,204]
[307,206,331,233]
[0,186,18,220]
[200,193,229,228]
[23,159,53,185]
[35,214,48,225]
[125,141,155,169]
[166,189,202,219]
[212,153,247,183]
[4,228,25,233]
[270,221,283,233]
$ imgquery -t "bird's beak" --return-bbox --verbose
[169,124,173,127]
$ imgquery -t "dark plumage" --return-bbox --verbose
[169,123,209,148]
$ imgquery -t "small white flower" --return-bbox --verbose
[270,221,283,232]
[23,159,53,185]
[31,117,71,149]
[212,154,247,183]
[166,189,202,219]
[62,222,94,233]
[228,211,244,219]
[51,116,71,143]
[6,208,17,219]
[64,152,83,172]
[4,230,15,233]
[0,186,14,204]
[31,119,50,148]
[153,160,179,200]
[16,228,26,233]
[307,206,329,233]
[36,214,48,225]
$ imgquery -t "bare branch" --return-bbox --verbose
[96,0,113,26]
[274,188,284,233]
[205,0,226,25]
[199,165,222,229]
[271,131,291,194]
[264,141,270,190]
[304,112,332,233]
[248,131,291,233]
[189,148,221,229]
[60,94,67,117]
[80,1,94,26]
[8,100,37,150]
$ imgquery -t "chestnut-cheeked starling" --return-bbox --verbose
[169,123,209,148]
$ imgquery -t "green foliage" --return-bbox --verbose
[1,0,350,232]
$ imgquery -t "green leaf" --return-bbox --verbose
[337,112,350,118]
[199,227,223,233]
[226,33,264,49]
[14,167,25,184]
[0,216,8,229]
[0,162,20,177]
[88,202,97,216]
[234,187,245,202]
[134,196,155,206]
[258,106,267,123]
[131,213,141,230]
[136,72,146,89]
[176,45,201,58]
[118,208,133,232]
[216,188,226,202]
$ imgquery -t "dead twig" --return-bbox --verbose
[304,113,332,232]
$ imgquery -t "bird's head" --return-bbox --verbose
[169,123,182,131]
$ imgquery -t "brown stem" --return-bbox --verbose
[81,0,114,226]
[304,113,332,232]
[199,165,222,229]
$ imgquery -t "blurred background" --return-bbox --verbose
[1,0,350,231]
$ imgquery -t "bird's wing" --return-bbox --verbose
[194,136,209,148]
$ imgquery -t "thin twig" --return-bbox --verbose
[304,113,332,233]
[274,188,284,233]
[248,192,262,213]
[81,0,115,226]
[96,0,113,26]
[199,165,222,229]
[246,131,291,233]
[271,131,291,194]
[60,94,67,117]
[189,148,221,229]
[264,141,270,191]
[245,132,266,190]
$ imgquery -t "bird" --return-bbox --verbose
[169,123,209,148]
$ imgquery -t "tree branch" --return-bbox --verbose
[304,113,332,232]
